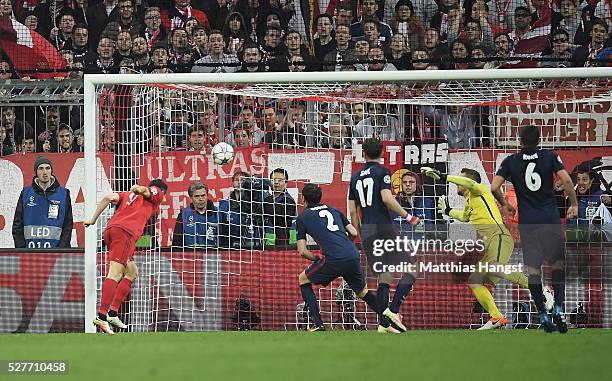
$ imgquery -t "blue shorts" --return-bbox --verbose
[305,258,366,294]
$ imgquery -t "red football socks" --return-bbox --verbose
[110,278,133,312]
[99,278,118,317]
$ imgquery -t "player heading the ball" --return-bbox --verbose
[84,179,168,335]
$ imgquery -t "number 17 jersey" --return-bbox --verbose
[349,161,393,225]
[496,148,565,224]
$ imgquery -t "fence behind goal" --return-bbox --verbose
[83,70,612,333]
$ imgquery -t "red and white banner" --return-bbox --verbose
[496,90,612,147]
[0,16,66,79]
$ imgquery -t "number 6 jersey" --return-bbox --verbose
[496,149,565,224]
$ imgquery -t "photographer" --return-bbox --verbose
[219,171,258,248]
[263,168,297,247]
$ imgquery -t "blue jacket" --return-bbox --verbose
[13,176,73,248]
[172,202,220,247]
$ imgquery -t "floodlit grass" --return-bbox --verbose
[1,329,610,381]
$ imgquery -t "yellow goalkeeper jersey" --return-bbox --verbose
[448,177,510,241]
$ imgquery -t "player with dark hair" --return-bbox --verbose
[297,183,382,331]
[421,166,534,330]
[491,125,578,333]
[84,179,168,334]
[349,138,420,333]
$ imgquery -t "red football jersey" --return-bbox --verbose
[106,186,164,238]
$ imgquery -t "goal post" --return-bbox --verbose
[83,68,612,333]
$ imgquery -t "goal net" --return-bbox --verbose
[84,69,612,333]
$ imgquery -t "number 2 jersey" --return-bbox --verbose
[348,161,393,225]
[105,186,164,238]
[295,204,360,261]
[496,148,565,224]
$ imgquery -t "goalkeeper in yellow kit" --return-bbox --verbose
[421,166,535,330]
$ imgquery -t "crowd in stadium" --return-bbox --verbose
[0,0,610,77]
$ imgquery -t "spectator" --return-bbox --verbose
[463,18,494,53]
[509,7,533,51]
[386,32,411,69]
[2,106,32,148]
[172,181,219,247]
[260,25,288,71]
[152,135,169,153]
[161,0,210,33]
[354,39,370,62]
[218,171,255,248]
[422,27,449,68]
[430,0,461,43]
[410,48,430,69]
[24,13,39,32]
[51,13,75,50]
[422,105,477,148]
[105,0,141,38]
[320,122,351,149]
[113,30,133,64]
[484,32,512,68]
[12,156,74,248]
[288,54,307,72]
[150,44,172,73]
[101,127,116,152]
[552,0,590,47]
[85,0,117,50]
[469,44,488,69]
[169,27,191,66]
[351,0,392,44]
[541,29,573,68]
[313,14,336,63]
[354,103,400,141]
[450,38,469,69]
[142,7,167,48]
[323,24,357,71]
[192,30,240,73]
[222,12,249,55]
[234,126,253,148]
[69,23,95,64]
[37,106,61,153]
[17,126,36,153]
[363,19,385,48]
[390,0,423,50]
[263,167,297,246]
[366,45,397,71]
[0,124,14,156]
[33,0,73,40]
[226,107,264,146]
[54,123,79,152]
[392,171,435,239]
[86,37,117,74]
[571,168,603,226]
[187,126,207,152]
[285,29,316,67]
[572,19,610,67]
[238,42,265,72]
[334,1,354,27]
[191,26,209,61]
[132,36,151,71]
[488,0,526,31]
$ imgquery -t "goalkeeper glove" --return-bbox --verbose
[437,195,452,216]
[420,166,447,181]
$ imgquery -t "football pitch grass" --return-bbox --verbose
[1,329,610,381]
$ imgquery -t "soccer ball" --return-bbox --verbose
[211,142,234,165]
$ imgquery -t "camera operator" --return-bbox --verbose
[263,168,297,247]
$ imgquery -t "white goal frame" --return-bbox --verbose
[83,68,612,333]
